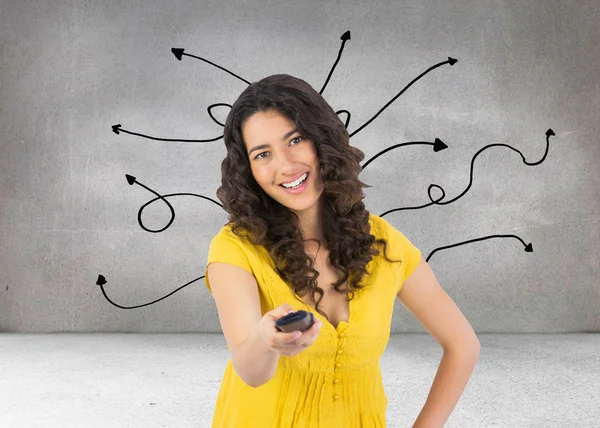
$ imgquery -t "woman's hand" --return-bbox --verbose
[258,304,323,357]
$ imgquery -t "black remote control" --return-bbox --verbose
[275,310,314,333]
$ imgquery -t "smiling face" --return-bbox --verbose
[242,108,325,218]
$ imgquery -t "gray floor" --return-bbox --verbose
[0,334,598,428]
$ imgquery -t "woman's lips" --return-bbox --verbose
[279,172,309,193]
[280,172,308,186]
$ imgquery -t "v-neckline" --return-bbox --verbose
[294,289,353,332]
[302,247,352,331]
[266,247,356,332]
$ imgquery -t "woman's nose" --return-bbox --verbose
[276,148,297,169]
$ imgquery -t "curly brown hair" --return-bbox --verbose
[216,74,402,322]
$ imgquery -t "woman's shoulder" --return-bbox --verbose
[207,222,257,259]
[367,212,388,239]
[210,222,272,265]
[367,212,421,257]
[213,221,253,244]
[367,212,407,239]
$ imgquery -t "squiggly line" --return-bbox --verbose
[96,31,554,309]
[379,128,556,217]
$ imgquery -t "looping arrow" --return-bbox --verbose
[125,173,222,233]
[378,128,555,217]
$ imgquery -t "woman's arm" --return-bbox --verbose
[397,257,480,427]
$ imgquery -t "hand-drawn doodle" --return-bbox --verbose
[97,30,555,309]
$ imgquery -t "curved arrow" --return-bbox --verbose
[426,234,533,263]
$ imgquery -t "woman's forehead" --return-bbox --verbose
[243,110,296,144]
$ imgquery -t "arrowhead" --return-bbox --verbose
[546,128,555,137]
[525,243,533,252]
[171,48,184,61]
[112,124,121,134]
[125,174,136,185]
[448,57,457,65]
[96,275,107,286]
[433,138,448,152]
[341,30,351,41]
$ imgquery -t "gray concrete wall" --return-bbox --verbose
[1,0,598,333]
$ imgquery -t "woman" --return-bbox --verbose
[205,74,479,427]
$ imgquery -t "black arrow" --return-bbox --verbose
[361,138,448,171]
[171,47,251,85]
[111,124,222,143]
[426,234,533,263]
[96,274,204,309]
[319,30,351,95]
[124,174,222,233]
[349,57,457,138]
[379,129,555,217]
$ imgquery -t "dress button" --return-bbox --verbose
[337,349,343,355]
[339,333,346,338]
[333,395,339,400]
[333,378,340,384]
[335,362,341,369]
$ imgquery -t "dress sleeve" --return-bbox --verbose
[204,228,254,293]
[379,217,422,294]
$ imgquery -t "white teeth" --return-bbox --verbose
[282,173,308,188]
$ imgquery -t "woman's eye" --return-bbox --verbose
[254,136,303,160]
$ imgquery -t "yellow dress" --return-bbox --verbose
[205,213,422,427]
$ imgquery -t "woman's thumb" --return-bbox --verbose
[274,303,295,318]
